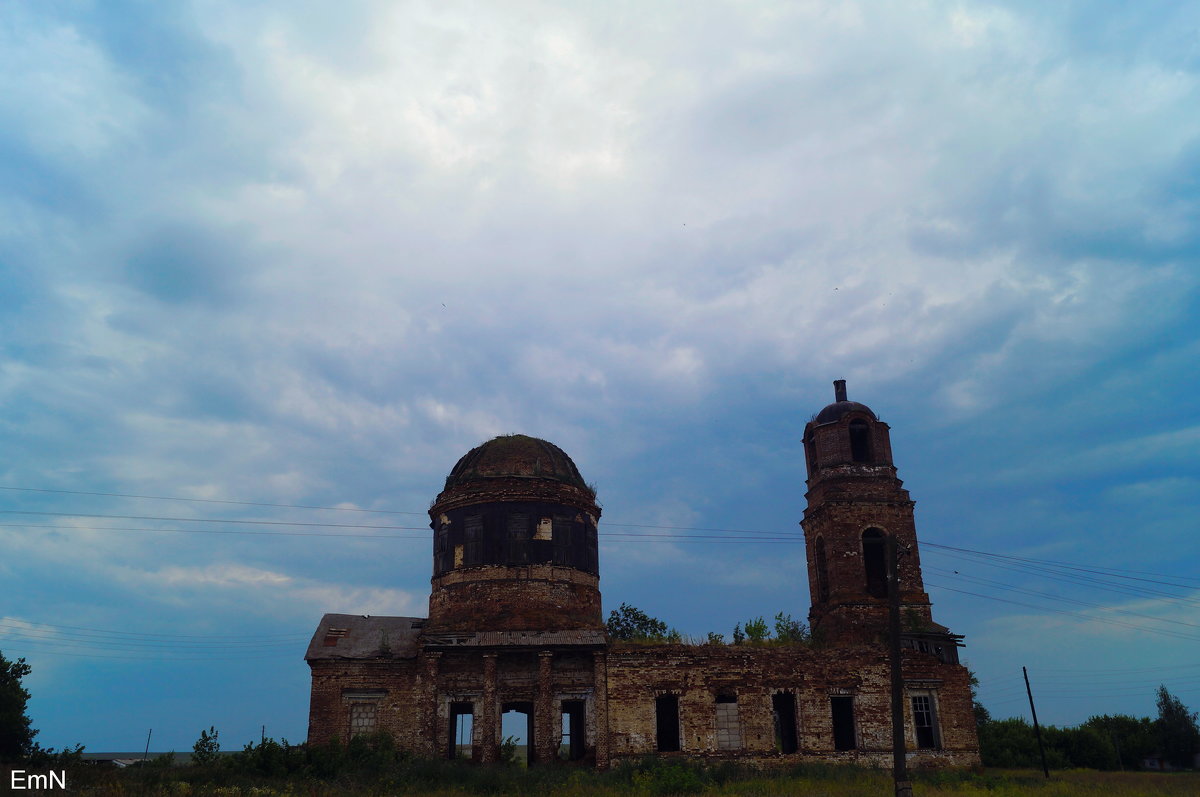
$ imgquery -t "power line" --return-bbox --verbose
[923,542,1200,586]
[0,510,431,531]
[0,618,307,640]
[0,485,426,515]
[0,630,302,652]
[0,643,297,662]
[0,484,802,537]
[2,522,427,540]
[0,511,804,540]
[1034,662,1200,675]
[924,581,1200,643]
[924,567,1200,628]
[1,522,804,543]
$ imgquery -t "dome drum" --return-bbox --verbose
[431,501,599,578]
[426,434,603,633]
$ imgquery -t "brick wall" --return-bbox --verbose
[427,564,603,631]
[307,659,422,750]
[605,643,979,768]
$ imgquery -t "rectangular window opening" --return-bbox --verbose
[560,700,586,761]
[830,695,857,751]
[552,519,571,565]
[772,692,798,754]
[585,521,598,573]
[655,694,681,752]
[464,515,483,565]
[507,513,528,564]
[448,702,474,760]
[435,525,450,572]
[911,694,939,749]
[502,702,534,765]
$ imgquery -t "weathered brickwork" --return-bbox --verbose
[307,659,423,752]
[428,564,602,631]
[605,643,978,767]
[306,391,981,768]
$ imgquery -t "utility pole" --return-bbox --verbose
[1023,666,1049,778]
[888,533,913,797]
[143,728,152,762]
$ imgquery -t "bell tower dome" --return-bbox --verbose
[801,380,936,645]
[426,434,603,632]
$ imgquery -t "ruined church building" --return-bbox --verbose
[306,381,981,767]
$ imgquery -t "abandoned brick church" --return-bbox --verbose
[306,381,981,767]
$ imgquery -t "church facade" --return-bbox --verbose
[305,382,981,767]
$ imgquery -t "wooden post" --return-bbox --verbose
[888,534,913,797]
[1023,666,1050,778]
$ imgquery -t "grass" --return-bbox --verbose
[22,760,1200,796]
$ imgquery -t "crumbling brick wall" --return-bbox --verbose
[605,643,979,768]
[307,659,421,750]
[427,564,603,632]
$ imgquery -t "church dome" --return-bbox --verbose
[813,379,877,424]
[442,434,590,493]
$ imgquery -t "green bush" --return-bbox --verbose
[191,727,220,766]
[632,761,708,795]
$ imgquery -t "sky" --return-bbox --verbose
[1,0,1199,753]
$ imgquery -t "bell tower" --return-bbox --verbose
[801,380,938,646]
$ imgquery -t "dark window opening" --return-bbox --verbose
[772,692,798,754]
[502,701,534,765]
[912,695,938,749]
[464,515,483,566]
[655,694,681,752]
[849,419,872,463]
[552,519,571,565]
[448,702,474,759]
[435,525,451,573]
[585,521,598,574]
[830,696,856,751]
[862,529,887,598]
[814,537,830,603]
[560,700,586,761]
[507,513,528,564]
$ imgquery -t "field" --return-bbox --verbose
[19,764,1199,796]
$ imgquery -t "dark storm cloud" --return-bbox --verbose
[123,223,256,305]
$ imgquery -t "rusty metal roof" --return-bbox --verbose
[814,400,877,424]
[441,434,590,493]
[305,613,425,660]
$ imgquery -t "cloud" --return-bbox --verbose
[130,563,420,620]
[2,0,1200,744]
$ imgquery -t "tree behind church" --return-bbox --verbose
[0,649,37,761]
[1156,685,1200,769]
